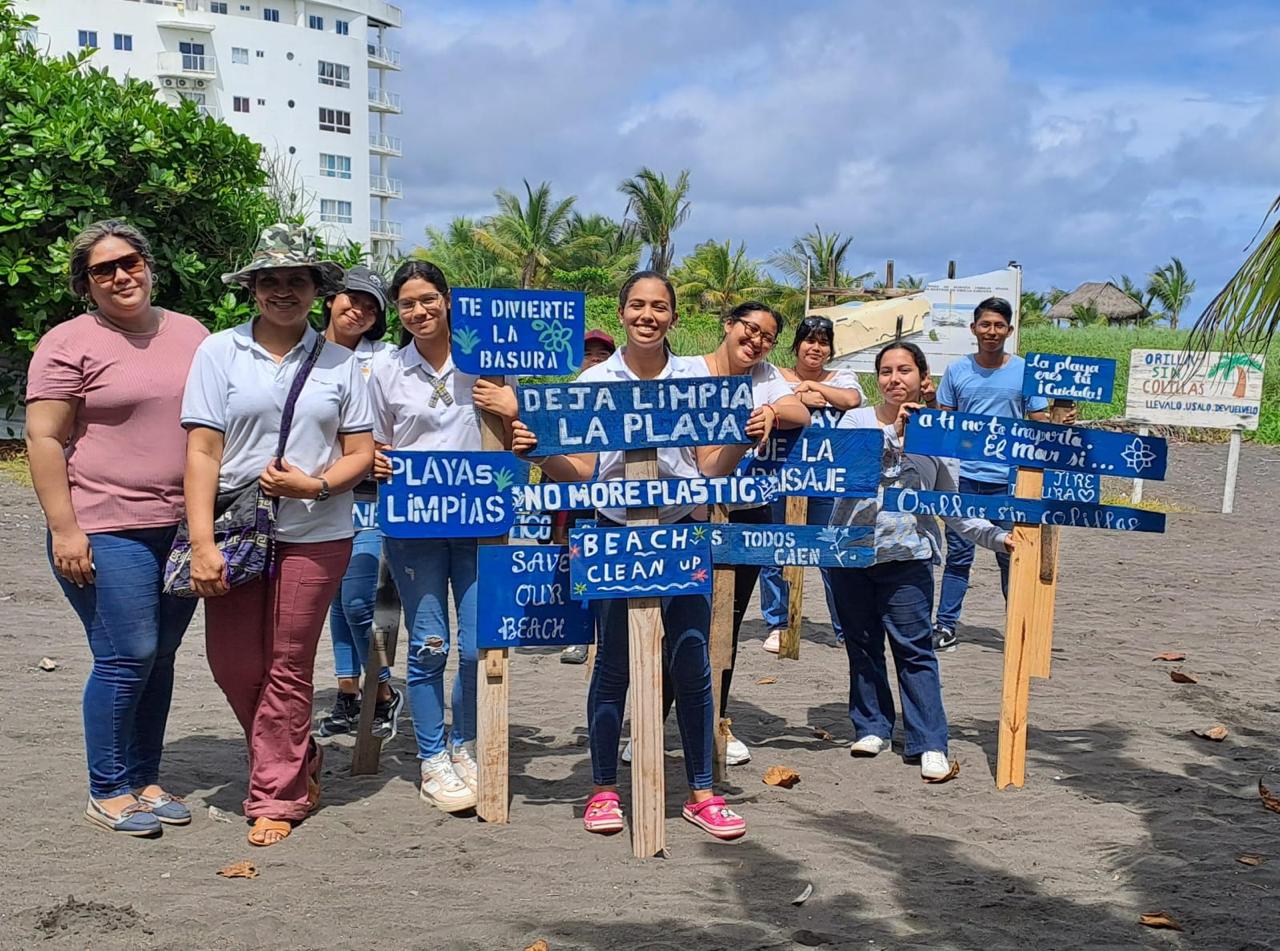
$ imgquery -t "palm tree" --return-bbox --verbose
[1020,290,1049,326]
[418,216,516,289]
[618,168,691,276]
[897,274,924,290]
[1146,257,1196,330]
[1191,194,1280,351]
[475,179,576,289]
[553,212,640,290]
[1207,353,1264,398]
[671,239,768,316]
[769,225,871,291]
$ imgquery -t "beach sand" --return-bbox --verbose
[1,443,1277,950]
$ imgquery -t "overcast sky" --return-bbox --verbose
[391,0,1279,312]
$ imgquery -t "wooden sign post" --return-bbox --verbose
[778,495,808,660]
[350,558,402,775]
[476,398,511,824]
[708,504,734,782]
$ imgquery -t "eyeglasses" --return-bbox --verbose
[87,253,146,284]
[734,317,777,348]
[396,293,444,313]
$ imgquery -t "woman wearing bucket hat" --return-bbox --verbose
[315,266,405,741]
[180,223,375,846]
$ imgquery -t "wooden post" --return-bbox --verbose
[350,558,401,775]
[947,260,957,280]
[777,495,807,660]
[885,259,894,290]
[1130,425,1149,505]
[1029,399,1073,677]
[475,395,510,823]
[625,449,665,858]
[1223,428,1242,514]
[708,504,734,782]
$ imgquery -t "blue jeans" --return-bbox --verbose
[383,537,477,759]
[829,558,947,756]
[759,498,844,640]
[590,593,714,790]
[50,527,198,799]
[934,477,1012,631]
[327,527,390,683]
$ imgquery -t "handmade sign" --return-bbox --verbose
[568,524,712,600]
[738,428,882,498]
[510,474,776,513]
[353,499,377,531]
[883,488,1165,533]
[519,376,754,456]
[509,511,552,542]
[1007,469,1102,503]
[451,288,585,375]
[709,523,875,568]
[1023,353,1117,404]
[378,451,529,538]
[905,409,1168,480]
[1125,349,1265,430]
[475,545,594,649]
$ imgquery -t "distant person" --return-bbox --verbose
[931,297,1048,652]
[314,267,405,740]
[26,220,208,837]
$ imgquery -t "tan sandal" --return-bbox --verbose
[248,817,292,847]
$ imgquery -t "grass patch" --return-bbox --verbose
[1103,493,1194,514]
[0,456,31,487]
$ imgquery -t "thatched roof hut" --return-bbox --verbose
[1048,281,1148,324]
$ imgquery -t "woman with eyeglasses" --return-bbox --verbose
[759,315,865,654]
[368,260,518,814]
[26,220,209,836]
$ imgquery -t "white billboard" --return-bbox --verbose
[1125,350,1265,430]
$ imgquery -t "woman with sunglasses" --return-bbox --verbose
[26,220,209,836]
[368,260,517,814]
[828,341,1012,782]
[760,315,864,654]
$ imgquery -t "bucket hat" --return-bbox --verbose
[222,223,345,295]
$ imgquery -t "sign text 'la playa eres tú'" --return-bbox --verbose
[1023,352,1117,404]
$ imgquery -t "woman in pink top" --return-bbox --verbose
[25,220,208,837]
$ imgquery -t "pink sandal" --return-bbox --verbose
[682,795,746,840]
[583,791,625,834]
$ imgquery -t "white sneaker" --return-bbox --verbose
[450,741,478,793]
[850,735,888,757]
[920,750,952,781]
[725,735,751,765]
[419,750,477,812]
[620,738,632,764]
[763,630,782,653]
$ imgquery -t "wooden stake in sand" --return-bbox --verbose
[708,504,734,782]
[350,558,401,776]
[476,394,511,824]
[777,495,808,660]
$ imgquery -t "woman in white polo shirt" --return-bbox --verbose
[181,224,375,847]
[369,260,516,814]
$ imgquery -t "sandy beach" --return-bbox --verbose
[1,443,1277,950]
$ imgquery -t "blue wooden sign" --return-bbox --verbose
[709,523,875,568]
[883,487,1165,533]
[520,376,754,456]
[738,427,882,497]
[378,450,530,538]
[1006,469,1102,503]
[509,510,552,542]
[450,288,584,375]
[475,545,594,649]
[568,524,712,600]
[352,499,377,531]
[511,474,777,513]
[904,409,1168,480]
[1023,352,1117,404]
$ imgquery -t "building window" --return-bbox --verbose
[257,98,266,105]
[263,8,280,22]
[317,60,350,88]
[233,96,250,113]
[112,33,132,51]
[308,15,324,30]
[210,2,228,13]
[231,46,248,64]
[318,108,351,134]
[320,200,353,225]
[77,30,97,49]
[255,50,265,58]
[335,20,350,36]
[239,4,250,11]
[319,153,352,180]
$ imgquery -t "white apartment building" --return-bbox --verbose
[16,0,403,258]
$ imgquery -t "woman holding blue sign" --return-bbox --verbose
[510,272,755,841]
[830,341,1014,782]
[369,260,518,814]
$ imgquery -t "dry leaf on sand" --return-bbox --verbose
[1170,669,1198,684]
[756,677,777,685]
[763,766,801,789]
[1192,725,1228,741]
[1139,912,1183,931]
[524,941,550,951]
[1261,779,1280,815]
[216,861,259,880]
[1152,651,1186,662]
[1237,853,1265,867]
[812,727,836,742]
[922,759,961,784]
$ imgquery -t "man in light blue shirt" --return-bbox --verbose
[932,297,1049,651]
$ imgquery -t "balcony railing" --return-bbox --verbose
[369,175,403,198]
[366,44,402,69]
[156,51,217,78]
[369,133,402,156]
[368,89,402,113]
[370,219,403,241]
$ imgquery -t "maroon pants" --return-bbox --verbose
[205,538,352,820]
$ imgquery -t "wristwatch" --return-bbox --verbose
[315,478,331,502]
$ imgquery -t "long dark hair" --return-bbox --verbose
[391,259,450,347]
[875,340,930,376]
[724,300,782,336]
[618,270,676,311]
[322,294,386,343]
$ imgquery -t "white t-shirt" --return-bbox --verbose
[576,348,706,524]
[369,343,516,451]
[181,322,374,544]
[351,337,392,382]
[709,358,798,511]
